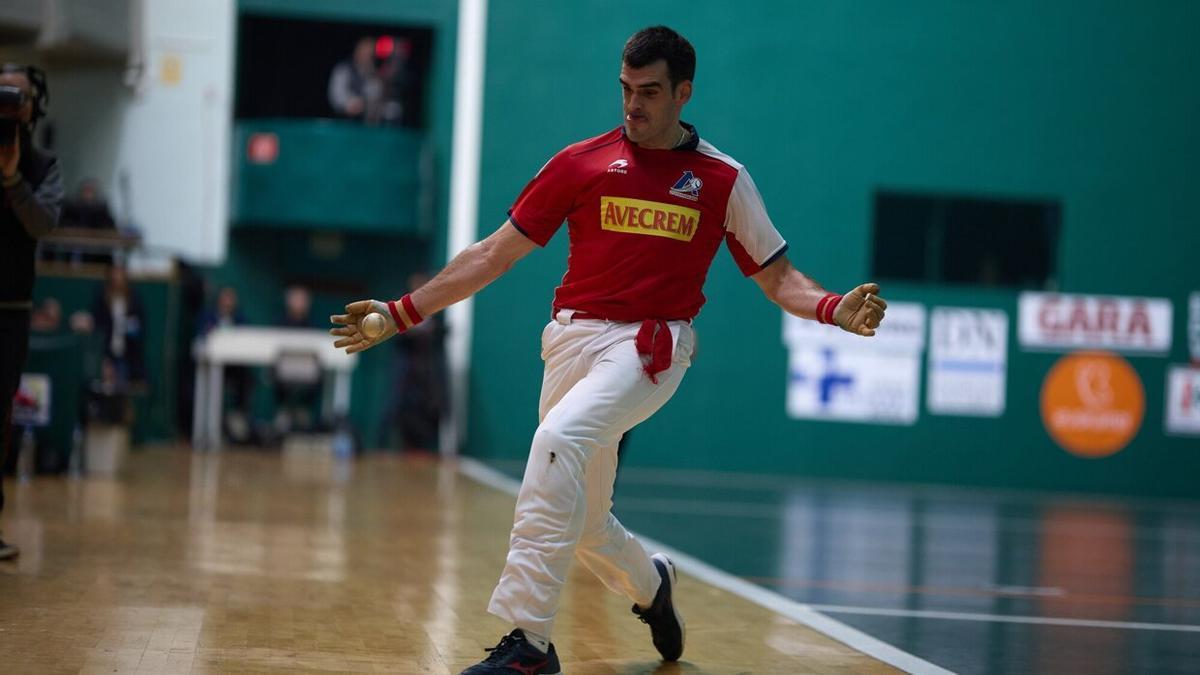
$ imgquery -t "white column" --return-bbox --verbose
[441,0,489,457]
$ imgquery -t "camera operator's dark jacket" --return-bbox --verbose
[1,133,62,305]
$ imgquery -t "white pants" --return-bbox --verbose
[487,311,696,638]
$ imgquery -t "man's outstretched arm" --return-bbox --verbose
[330,220,537,353]
[751,255,887,337]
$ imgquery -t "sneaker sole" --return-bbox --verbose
[652,552,685,659]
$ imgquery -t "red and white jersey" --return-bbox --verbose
[508,125,788,321]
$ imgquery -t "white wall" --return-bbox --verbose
[50,0,236,265]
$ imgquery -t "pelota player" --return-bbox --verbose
[331,26,887,675]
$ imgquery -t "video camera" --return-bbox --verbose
[0,84,26,147]
[0,63,49,148]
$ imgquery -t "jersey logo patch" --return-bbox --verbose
[607,159,629,174]
[669,171,702,201]
[600,197,700,242]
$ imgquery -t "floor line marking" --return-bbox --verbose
[457,457,955,675]
[807,604,1200,633]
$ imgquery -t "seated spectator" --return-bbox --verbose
[277,285,314,328]
[197,286,255,444]
[29,297,62,333]
[273,285,321,435]
[60,179,116,231]
[198,285,244,334]
[58,179,117,265]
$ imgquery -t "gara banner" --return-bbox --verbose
[1018,292,1172,354]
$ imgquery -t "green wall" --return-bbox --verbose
[231,121,429,234]
[206,0,460,447]
[464,1,1200,496]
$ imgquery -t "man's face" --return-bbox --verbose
[620,59,691,145]
[354,39,375,69]
[285,287,311,317]
[0,72,33,123]
[218,288,237,315]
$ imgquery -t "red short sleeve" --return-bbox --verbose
[508,149,581,247]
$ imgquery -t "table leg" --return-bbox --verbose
[192,360,208,450]
[206,364,224,452]
[333,371,350,418]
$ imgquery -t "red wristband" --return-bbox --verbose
[387,294,424,333]
[816,293,842,325]
[402,294,423,325]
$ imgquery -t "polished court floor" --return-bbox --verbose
[583,463,1200,675]
[0,447,895,674]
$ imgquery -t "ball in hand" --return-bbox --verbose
[360,312,388,339]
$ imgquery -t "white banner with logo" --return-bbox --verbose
[928,308,1008,416]
[1018,292,1172,354]
[1165,366,1200,436]
[12,373,52,427]
[783,303,925,425]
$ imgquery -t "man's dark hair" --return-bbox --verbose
[0,63,49,129]
[622,26,695,89]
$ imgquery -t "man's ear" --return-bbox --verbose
[675,80,693,106]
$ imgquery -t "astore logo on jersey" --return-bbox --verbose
[600,197,700,242]
[669,171,702,201]
[607,159,629,174]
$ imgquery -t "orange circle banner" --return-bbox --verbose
[1040,351,1144,458]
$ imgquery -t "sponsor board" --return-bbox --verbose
[784,302,925,425]
[1165,365,1200,436]
[1018,292,1172,354]
[12,373,52,427]
[1040,351,1144,458]
[787,346,921,425]
[928,308,1008,417]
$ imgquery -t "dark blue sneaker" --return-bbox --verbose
[631,553,685,661]
[460,628,561,675]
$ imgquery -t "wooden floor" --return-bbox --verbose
[0,446,896,674]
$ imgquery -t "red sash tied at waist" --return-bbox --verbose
[634,319,672,384]
[552,309,681,384]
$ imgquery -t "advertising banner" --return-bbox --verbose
[784,303,925,425]
[1018,292,1172,354]
[928,308,1008,416]
[1165,366,1200,436]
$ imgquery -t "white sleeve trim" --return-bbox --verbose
[726,167,787,266]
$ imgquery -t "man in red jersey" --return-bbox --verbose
[331,26,887,675]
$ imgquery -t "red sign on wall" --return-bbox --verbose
[247,132,279,164]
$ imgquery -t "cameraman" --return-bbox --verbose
[0,64,61,561]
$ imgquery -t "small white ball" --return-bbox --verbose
[361,312,387,339]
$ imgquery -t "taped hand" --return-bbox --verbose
[833,283,888,337]
[330,299,398,354]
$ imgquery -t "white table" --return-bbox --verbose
[191,327,358,450]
